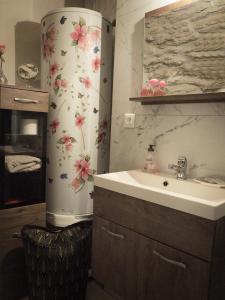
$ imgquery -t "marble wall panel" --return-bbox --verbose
[110,0,225,179]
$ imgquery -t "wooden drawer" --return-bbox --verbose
[0,85,48,112]
[94,187,215,261]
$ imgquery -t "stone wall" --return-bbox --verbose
[143,0,225,94]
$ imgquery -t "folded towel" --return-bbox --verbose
[5,155,41,173]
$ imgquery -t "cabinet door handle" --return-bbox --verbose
[101,226,125,240]
[153,250,187,269]
[11,232,22,239]
[13,97,39,104]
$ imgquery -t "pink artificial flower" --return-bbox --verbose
[50,63,59,76]
[89,29,101,42]
[149,78,159,86]
[82,77,92,89]
[65,143,73,151]
[72,177,81,190]
[141,87,152,97]
[61,79,68,88]
[159,80,167,88]
[154,89,166,96]
[92,56,101,72]
[50,119,60,133]
[75,115,85,128]
[0,44,6,55]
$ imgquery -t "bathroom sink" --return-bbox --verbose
[94,170,225,220]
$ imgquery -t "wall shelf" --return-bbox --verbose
[129,92,225,105]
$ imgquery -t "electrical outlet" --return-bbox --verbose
[124,113,135,128]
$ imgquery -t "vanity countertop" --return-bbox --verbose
[94,170,225,220]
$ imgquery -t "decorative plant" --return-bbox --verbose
[141,78,167,97]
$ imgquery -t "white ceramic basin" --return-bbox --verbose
[94,170,225,220]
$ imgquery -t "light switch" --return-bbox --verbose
[124,113,135,128]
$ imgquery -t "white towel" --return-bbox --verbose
[5,155,41,173]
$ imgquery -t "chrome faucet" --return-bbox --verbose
[168,156,187,180]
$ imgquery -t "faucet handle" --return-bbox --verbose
[177,156,187,168]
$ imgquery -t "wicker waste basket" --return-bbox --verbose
[21,221,92,300]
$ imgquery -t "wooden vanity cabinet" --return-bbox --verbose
[92,187,225,300]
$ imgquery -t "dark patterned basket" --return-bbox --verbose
[21,221,92,300]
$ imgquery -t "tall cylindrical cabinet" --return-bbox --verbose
[41,8,113,227]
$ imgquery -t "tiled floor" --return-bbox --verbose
[20,280,114,300]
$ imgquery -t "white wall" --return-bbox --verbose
[0,0,64,85]
[110,0,225,178]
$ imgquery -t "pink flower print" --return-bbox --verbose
[0,44,6,56]
[89,29,101,42]
[65,143,73,151]
[50,119,60,134]
[70,24,87,42]
[80,160,92,181]
[82,77,92,89]
[75,159,92,181]
[54,78,61,89]
[75,159,82,172]
[75,115,85,128]
[61,79,68,88]
[62,135,71,144]
[72,177,81,190]
[70,24,89,50]
[47,26,56,42]
[43,40,50,58]
[92,56,101,72]
[50,63,59,76]
[49,44,54,56]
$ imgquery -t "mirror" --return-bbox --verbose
[143,0,225,95]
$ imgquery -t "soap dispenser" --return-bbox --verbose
[143,144,158,173]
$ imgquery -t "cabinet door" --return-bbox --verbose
[92,216,138,300]
[0,108,47,209]
[137,236,209,300]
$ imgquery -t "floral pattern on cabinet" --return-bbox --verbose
[41,9,113,221]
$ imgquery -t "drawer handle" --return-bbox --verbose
[13,97,39,104]
[153,250,187,269]
[12,232,22,239]
[101,226,125,240]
